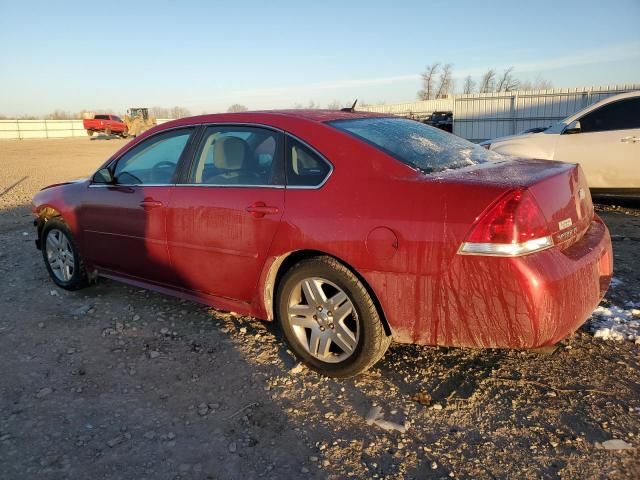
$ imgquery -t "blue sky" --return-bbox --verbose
[1,0,639,116]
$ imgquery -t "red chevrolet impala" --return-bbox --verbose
[32,110,613,377]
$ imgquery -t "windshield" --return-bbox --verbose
[328,117,503,173]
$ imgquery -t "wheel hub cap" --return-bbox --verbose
[45,229,75,282]
[287,277,359,363]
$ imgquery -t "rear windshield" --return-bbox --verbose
[328,117,502,173]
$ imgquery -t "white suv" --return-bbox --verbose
[482,91,640,195]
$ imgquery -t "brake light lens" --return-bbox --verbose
[459,189,553,256]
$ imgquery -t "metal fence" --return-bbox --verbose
[0,118,174,140]
[358,98,454,116]
[357,84,640,142]
[0,120,86,139]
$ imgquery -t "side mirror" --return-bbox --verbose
[92,168,114,184]
[563,120,581,135]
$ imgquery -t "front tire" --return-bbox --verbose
[41,218,89,290]
[276,256,391,377]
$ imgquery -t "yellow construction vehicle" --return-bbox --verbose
[124,108,156,137]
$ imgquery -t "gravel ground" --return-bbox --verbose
[0,138,638,479]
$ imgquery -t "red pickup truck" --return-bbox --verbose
[83,114,128,137]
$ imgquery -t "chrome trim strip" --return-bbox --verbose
[457,236,554,257]
[90,183,286,189]
[173,184,285,189]
[199,122,286,134]
[88,183,172,188]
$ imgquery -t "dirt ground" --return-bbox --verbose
[0,138,638,480]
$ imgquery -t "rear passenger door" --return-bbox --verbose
[166,125,285,302]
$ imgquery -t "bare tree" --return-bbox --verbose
[435,63,453,98]
[170,106,191,118]
[46,110,75,120]
[326,100,342,110]
[150,106,170,118]
[520,76,553,91]
[149,106,190,118]
[534,77,553,90]
[479,69,497,93]
[418,63,440,100]
[496,67,520,92]
[462,75,476,94]
[227,104,248,113]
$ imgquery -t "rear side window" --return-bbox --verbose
[286,138,331,187]
[579,98,640,132]
[188,126,284,186]
[328,117,502,173]
[94,114,109,120]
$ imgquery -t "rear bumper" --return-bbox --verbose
[366,216,612,348]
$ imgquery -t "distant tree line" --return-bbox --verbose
[418,63,553,99]
[149,106,191,119]
[0,106,192,120]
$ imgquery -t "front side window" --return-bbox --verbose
[286,138,331,187]
[188,126,283,186]
[113,129,193,185]
[579,98,640,133]
[328,117,503,173]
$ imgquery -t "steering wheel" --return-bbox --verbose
[151,161,175,182]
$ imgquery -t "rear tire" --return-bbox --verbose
[41,218,89,291]
[87,130,94,137]
[276,256,391,377]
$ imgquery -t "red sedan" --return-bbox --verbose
[32,110,613,377]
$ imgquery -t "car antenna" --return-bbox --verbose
[341,99,358,112]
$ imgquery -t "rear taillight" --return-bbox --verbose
[459,189,553,256]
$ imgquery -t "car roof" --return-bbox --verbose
[165,109,388,127]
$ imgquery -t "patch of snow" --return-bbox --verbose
[597,439,635,450]
[609,277,623,288]
[587,304,640,343]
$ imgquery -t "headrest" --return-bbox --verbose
[214,136,247,170]
[291,145,316,174]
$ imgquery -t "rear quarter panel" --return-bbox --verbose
[261,123,510,340]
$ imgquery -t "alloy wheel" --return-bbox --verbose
[287,277,359,363]
[45,228,75,282]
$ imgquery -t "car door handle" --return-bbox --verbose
[621,136,639,143]
[246,201,279,218]
[139,199,163,210]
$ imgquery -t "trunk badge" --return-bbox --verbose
[559,218,573,230]
[578,188,586,200]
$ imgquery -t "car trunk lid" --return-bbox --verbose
[442,158,594,250]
